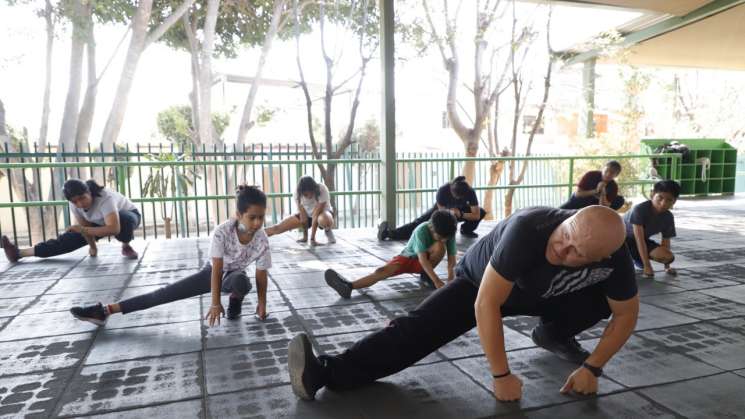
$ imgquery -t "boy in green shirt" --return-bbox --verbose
[325,210,458,299]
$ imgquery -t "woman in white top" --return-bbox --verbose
[265,176,336,245]
[2,179,141,262]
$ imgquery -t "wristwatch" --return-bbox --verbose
[582,362,603,377]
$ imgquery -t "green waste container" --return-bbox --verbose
[641,138,738,197]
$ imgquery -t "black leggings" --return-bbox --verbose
[33,209,141,258]
[118,265,251,314]
[321,277,611,389]
[387,206,487,240]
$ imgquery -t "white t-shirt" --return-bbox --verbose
[295,183,333,216]
[70,189,137,226]
[209,219,272,272]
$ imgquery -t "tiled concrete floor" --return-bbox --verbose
[1,197,745,418]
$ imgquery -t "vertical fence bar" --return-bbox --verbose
[567,157,574,199]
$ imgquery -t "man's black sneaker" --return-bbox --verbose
[289,333,326,401]
[227,295,244,320]
[531,326,590,365]
[70,303,108,326]
[419,271,435,289]
[377,221,389,241]
[325,269,353,299]
[460,230,479,238]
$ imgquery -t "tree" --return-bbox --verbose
[293,0,378,205]
[420,0,514,184]
[99,0,194,152]
[501,4,554,217]
[156,104,229,147]
[0,99,57,241]
[417,0,554,218]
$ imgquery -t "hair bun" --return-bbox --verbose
[452,176,467,183]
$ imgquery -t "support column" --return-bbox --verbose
[578,57,596,138]
[379,0,396,226]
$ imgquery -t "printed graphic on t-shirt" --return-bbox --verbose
[541,267,613,298]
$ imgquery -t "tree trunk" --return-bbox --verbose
[482,160,505,220]
[1,100,57,242]
[38,0,54,151]
[76,10,97,181]
[100,0,193,151]
[99,0,152,152]
[236,0,284,147]
[58,0,87,154]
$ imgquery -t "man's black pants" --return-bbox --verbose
[320,277,611,389]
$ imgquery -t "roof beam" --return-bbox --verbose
[562,0,745,65]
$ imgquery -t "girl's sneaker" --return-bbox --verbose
[227,295,244,320]
[121,244,138,260]
[70,303,108,325]
[325,229,336,244]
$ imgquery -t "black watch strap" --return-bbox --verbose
[582,362,603,377]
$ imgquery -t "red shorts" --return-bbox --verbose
[389,255,423,275]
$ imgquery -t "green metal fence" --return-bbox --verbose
[0,144,680,245]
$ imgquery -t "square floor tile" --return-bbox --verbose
[0,369,73,418]
[204,310,305,349]
[699,284,745,304]
[0,296,34,317]
[207,384,362,419]
[56,353,202,416]
[0,311,99,342]
[0,333,93,376]
[519,391,676,419]
[128,269,201,288]
[91,399,203,419]
[270,271,327,290]
[205,340,289,394]
[639,373,745,418]
[86,321,202,364]
[638,321,745,371]
[0,280,56,299]
[454,349,624,411]
[589,335,721,387]
[346,362,499,419]
[644,291,745,320]
[282,286,372,310]
[296,303,390,337]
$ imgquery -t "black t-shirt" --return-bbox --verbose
[456,207,637,301]
[623,200,676,240]
[436,183,479,209]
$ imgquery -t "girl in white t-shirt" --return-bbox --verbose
[2,179,141,263]
[70,185,272,326]
[265,176,336,245]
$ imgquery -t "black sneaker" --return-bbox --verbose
[325,269,353,299]
[531,326,590,365]
[70,303,108,326]
[418,271,435,289]
[460,230,479,238]
[1,235,19,263]
[289,333,326,401]
[227,295,244,320]
[377,221,389,241]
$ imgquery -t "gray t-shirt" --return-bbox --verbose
[623,200,676,240]
[70,189,137,226]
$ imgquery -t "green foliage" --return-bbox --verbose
[141,151,200,218]
[154,0,305,58]
[156,105,230,146]
[351,118,379,153]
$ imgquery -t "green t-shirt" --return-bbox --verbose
[400,222,456,258]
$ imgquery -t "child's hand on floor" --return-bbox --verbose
[206,304,225,327]
[643,265,655,278]
[255,305,268,321]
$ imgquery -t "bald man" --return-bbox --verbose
[288,206,639,403]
